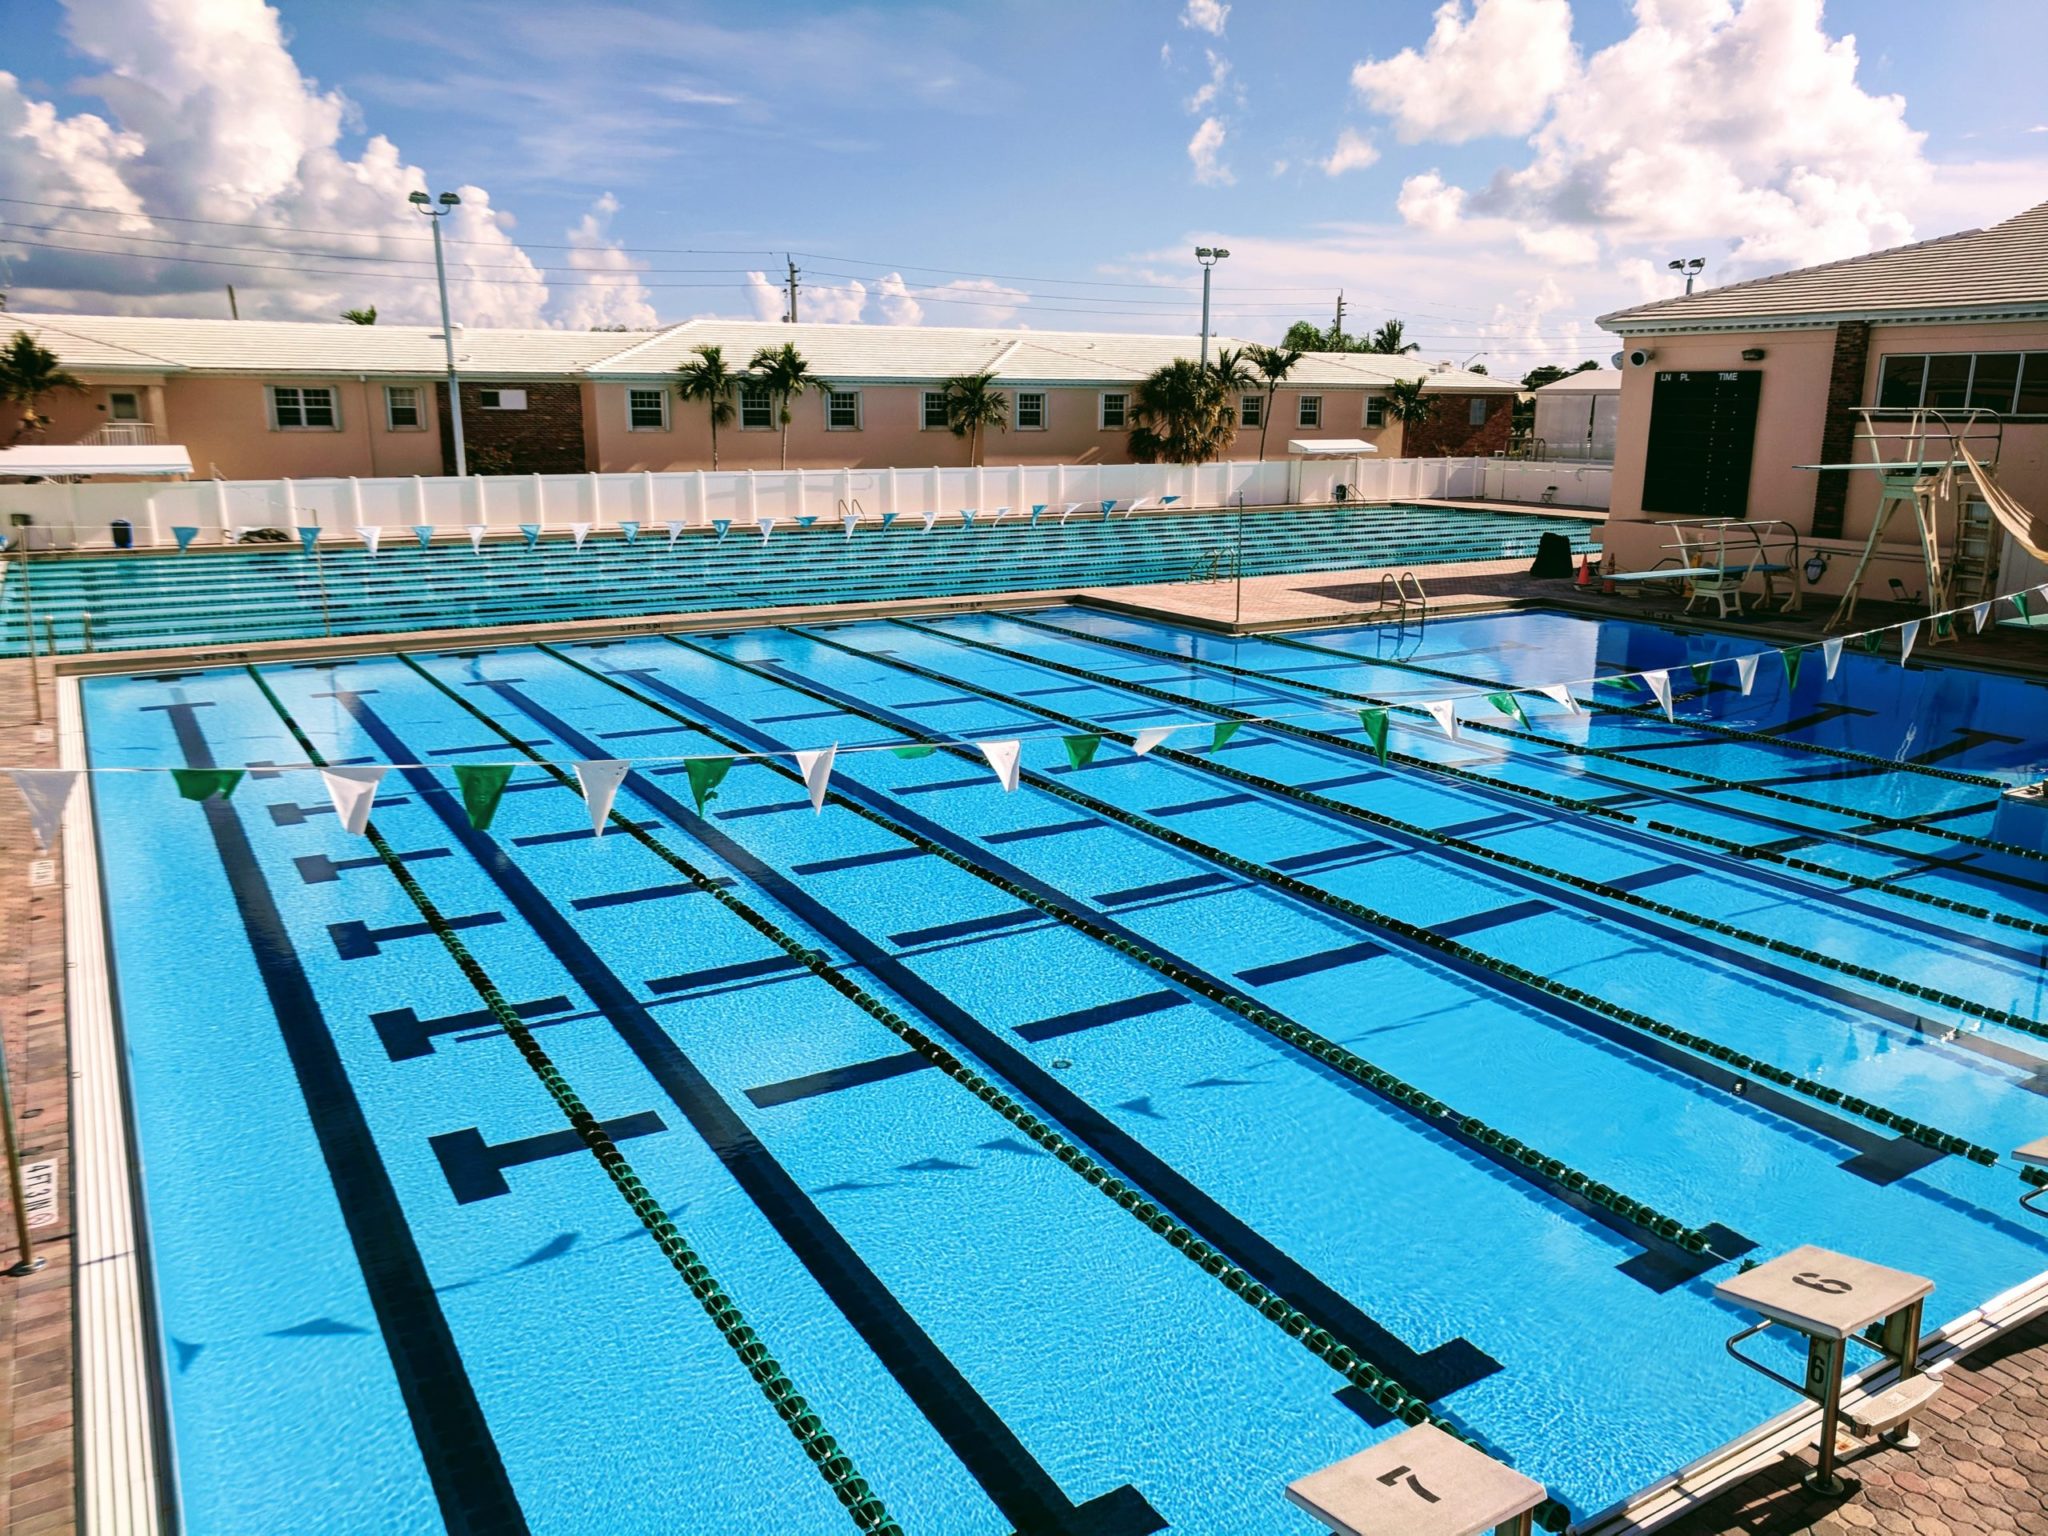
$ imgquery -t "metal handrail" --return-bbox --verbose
[1394,569,1429,619]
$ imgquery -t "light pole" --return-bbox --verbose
[411,190,468,476]
[1666,257,1705,295]
[1195,247,1229,368]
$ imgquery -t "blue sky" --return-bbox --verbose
[3,0,2045,367]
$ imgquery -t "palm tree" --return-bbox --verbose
[941,371,1009,466]
[1367,319,1421,355]
[1244,343,1302,460]
[747,342,816,469]
[1126,358,1237,465]
[0,332,85,443]
[340,306,378,325]
[1378,375,1436,433]
[674,343,739,469]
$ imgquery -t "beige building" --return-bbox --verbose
[4,313,1515,480]
[1598,200,2048,593]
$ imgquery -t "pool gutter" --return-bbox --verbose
[1574,1262,2048,1534]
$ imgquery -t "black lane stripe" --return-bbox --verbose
[332,685,1156,1536]
[582,659,1500,1402]
[148,697,527,1536]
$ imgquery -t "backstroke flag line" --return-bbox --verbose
[574,759,630,835]
[978,739,1022,791]
[794,745,836,812]
[1821,637,1844,680]
[9,769,78,850]
[1900,620,1920,664]
[320,765,387,836]
[1642,668,1675,722]
[1131,725,1178,756]
[1424,700,1459,741]
[466,524,487,555]
[1736,654,1760,695]
[1536,683,1579,715]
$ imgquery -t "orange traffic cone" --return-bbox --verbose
[1575,556,1593,588]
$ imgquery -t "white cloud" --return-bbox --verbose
[1321,128,1379,176]
[1396,170,1466,230]
[1352,0,1577,144]
[743,271,786,322]
[1180,0,1229,37]
[1373,0,1939,282]
[553,193,659,330]
[1186,51,1235,113]
[800,277,869,324]
[917,278,1028,326]
[1188,116,1233,184]
[1271,158,1291,176]
[876,272,925,325]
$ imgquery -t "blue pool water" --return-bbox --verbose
[8,501,1596,655]
[82,605,2048,1534]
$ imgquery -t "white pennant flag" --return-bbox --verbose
[465,523,487,555]
[978,739,1022,791]
[320,765,387,836]
[1131,725,1180,756]
[1424,700,1460,741]
[921,510,939,534]
[357,525,382,555]
[1641,668,1675,722]
[574,759,631,836]
[1535,683,1581,716]
[570,521,593,550]
[1821,636,1844,679]
[793,745,837,813]
[1899,620,1919,663]
[842,514,860,539]
[1972,601,1991,633]
[664,520,686,549]
[757,516,776,542]
[10,769,78,850]
[1736,654,1760,696]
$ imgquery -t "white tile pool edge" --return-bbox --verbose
[1576,1260,2048,1534]
[62,671,171,1534]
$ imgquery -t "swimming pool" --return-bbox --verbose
[78,604,2048,1534]
[10,501,1596,655]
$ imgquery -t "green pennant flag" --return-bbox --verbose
[890,743,937,759]
[1689,661,1714,689]
[1859,631,1884,654]
[172,767,244,802]
[1357,707,1389,764]
[1603,673,1642,693]
[1485,691,1528,729]
[1779,647,1803,688]
[684,757,734,816]
[1061,733,1102,770]
[452,764,514,830]
[2017,591,2032,620]
[1211,720,1242,753]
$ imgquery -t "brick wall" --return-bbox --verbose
[1401,393,1513,457]
[437,380,590,475]
[1810,321,1869,539]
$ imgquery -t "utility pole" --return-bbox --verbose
[1195,247,1229,367]
[226,284,239,320]
[785,257,800,324]
[1332,290,1346,346]
[410,190,467,476]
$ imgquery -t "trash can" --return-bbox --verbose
[111,518,133,550]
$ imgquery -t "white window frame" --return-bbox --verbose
[627,388,671,431]
[268,384,341,431]
[384,385,425,431]
[1238,393,1263,429]
[1015,391,1047,431]
[824,388,863,431]
[1098,391,1128,431]
[922,390,951,430]
[740,382,776,431]
[1364,395,1386,428]
[107,389,143,422]
[1297,394,1322,429]
[477,387,528,411]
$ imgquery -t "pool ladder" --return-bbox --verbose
[835,497,867,525]
[1366,570,1429,625]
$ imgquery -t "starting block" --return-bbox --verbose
[1286,1422,1547,1536]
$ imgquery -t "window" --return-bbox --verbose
[627,389,669,430]
[269,385,339,430]
[742,383,776,430]
[922,390,950,430]
[1099,392,1128,430]
[1876,351,2048,418]
[384,385,423,430]
[1297,395,1322,429]
[1364,396,1386,428]
[1016,392,1046,430]
[478,387,528,411]
[107,390,142,422]
[1239,394,1263,428]
[825,389,862,430]
[1469,397,1489,426]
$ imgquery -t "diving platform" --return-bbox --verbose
[1285,1423,1547,1536]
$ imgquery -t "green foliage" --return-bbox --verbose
[340,306,378,325]
[675,343,740,468]
[747,342,817,469]
[1520,359,1600,391]
[0,331,86,443]
[940,370,1009,465]
[1243,342,1302,460]
[1378,376,1435,426]
[1127,357,1237,465]
[1366,319,1420,355]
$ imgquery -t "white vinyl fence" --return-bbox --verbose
[0,456,1609,551]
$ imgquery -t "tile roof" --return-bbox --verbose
[1599,200,2048,333]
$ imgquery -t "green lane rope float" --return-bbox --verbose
[910,619,2048,1050]
[825,624,2003,1166]
[244,665,904,1536]
[397,649,1504,1467]
[611,633,1742,1258]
